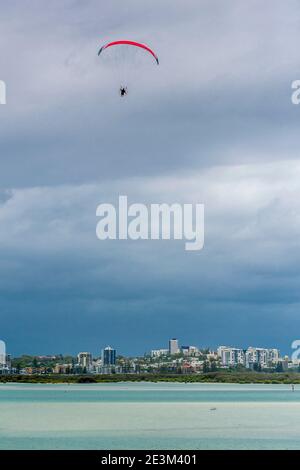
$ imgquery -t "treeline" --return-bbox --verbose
[1,372,300,384]
[11,355,75,370]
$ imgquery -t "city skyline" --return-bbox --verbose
[2,336,297,377]
[1,336,291,360]
[5,333,300,379]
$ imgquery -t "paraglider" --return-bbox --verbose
[98,40,159,96]
[119,86,128,97]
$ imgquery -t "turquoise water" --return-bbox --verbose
[0,382,300,449]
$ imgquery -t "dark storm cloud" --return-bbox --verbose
[0,1,300,355]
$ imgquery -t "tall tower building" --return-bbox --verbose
[169,338,179,355]
[102,346,116,366]
[77,352,93,371]
[0,340,6,367]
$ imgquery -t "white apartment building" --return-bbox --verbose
[151,349,169,358]
[0,340,10,374]
[0,340,6,367]
[246,347,280,369]
[217,346,245,366]
[77,352,93,371]
[218,346,280,369]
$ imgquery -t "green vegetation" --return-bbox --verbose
[1,371,300,384]
[11,355,75,370]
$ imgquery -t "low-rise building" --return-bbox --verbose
[151,349,169,358]
[181,346,199,356]
[53,364,73,374]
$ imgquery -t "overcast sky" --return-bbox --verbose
[0,0,300,356]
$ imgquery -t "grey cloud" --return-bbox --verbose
[1,160,300,353]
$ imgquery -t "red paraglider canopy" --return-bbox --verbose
[98,40,159,65]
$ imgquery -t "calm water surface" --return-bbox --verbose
[0,382,299,449]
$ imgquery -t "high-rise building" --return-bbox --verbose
[217,346,280,369]
[0,340,6,367]
[0,341,10,374]
[246,347,280,369]
[102,346,116,366]
[217,346,245,366]
[77,352,93,371]
[169,338,179,355]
